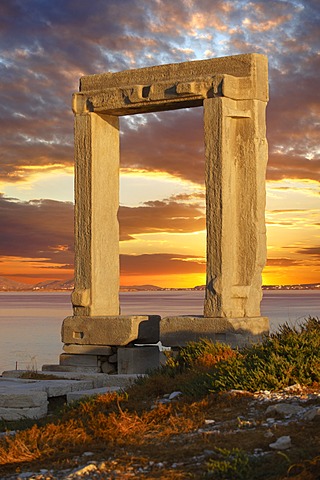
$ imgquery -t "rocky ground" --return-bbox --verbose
[1,384,320,479]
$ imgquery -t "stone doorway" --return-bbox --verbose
[60,53,269,374]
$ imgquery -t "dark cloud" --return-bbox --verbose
[0,0,318,185]
[266,258,302,267]
[269,209,308,213]
[0,194,74,266]
[119,197,205,241]
[120,108,205,185]
[296,247,320,258]
[266,221,294,226]
[0,194,205,267]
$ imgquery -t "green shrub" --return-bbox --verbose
[166,338,236,371]
[205,448,251,479]
[206,317,320,393]
[134,317,320,398]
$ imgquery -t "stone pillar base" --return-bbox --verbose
[62,315,160,346]
[118,347,161,374]
[160,316,269,348]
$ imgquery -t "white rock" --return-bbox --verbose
[283,384,302,392]
[269,436,292,450]
[82,451,94,457]
[303,406,320,421]
[67,463,98,478]
[205,419,215,425]
[169,391,183,400]
[158,398,170,404]
[266,403,304,417]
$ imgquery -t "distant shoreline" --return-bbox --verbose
[1,283,320,293]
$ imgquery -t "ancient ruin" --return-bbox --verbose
[59,53,269,374]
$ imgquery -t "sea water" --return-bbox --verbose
[0,290,319,372]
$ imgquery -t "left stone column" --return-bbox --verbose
[71,109,120,317]
[57,98,160,374]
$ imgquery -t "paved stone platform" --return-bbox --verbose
[0,371,141,421]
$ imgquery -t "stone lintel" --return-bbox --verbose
[74,54,268,116]
[73,75,256,117]
[62,315,160,346]
[160,316,269,348]
[80,53,267,99]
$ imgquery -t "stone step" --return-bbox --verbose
[42,364,101,373]
[0,378,49,421]
[2,370,143,388]
[0,371,142,421]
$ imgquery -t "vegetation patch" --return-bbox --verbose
[135,317,320,398]
[205,447,251,479]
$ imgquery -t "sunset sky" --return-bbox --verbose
[0,0,319,288]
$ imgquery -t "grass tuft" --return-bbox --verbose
[205,447,251,479]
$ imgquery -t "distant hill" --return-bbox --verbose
[32,281,162,292]
[0,276,32,291]
[32,279,74,291]
[120,284,162,292]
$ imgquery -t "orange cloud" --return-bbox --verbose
[119,198,205,241]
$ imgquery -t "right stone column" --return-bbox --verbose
[160,95,269,348]
[204,97,268,320]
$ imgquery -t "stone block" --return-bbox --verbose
[117,347,160,374]
[101,362,116,374]
[108,353,117,363]
[0,404,48,421]
[62,315,160,346]
[59,353,99,367]
[63,345,113,355]
[42,364,101,373]
[80,53,268,105]
[0,391,47,408]
[43,380,94,397]
[160,316,269,347]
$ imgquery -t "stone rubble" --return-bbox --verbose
[1,386,320,479]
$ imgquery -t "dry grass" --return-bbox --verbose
[0,390,320,479]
